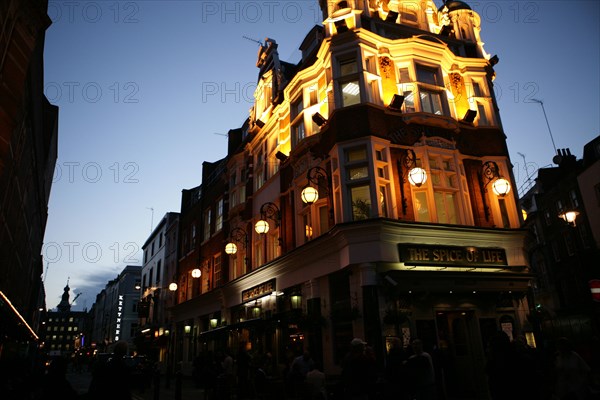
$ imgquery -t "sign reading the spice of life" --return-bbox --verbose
[398,244,508,267]
[242,279,276,303]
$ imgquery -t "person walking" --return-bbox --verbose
[88,340,133,400]
[404,338,436,400]
[554,337,591,400]
[341,338,378,400]
[38,357,78,400]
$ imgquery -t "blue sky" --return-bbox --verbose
[42,1,599,311]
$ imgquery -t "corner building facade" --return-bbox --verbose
[171,2,532,398]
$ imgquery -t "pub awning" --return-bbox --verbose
[0,291,39,342]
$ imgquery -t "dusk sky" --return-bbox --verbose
[42,1,599,311]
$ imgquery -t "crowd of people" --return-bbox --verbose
[3,334,598,400]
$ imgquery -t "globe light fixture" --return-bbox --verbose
[492,177,511,197]
[407,167,428,187]
[559,210,579,227]
[255,202,280,235]
[301,166,329,205]
[225,242,238,255]
[400,149,427,214]
[480,160,512,221]
[301,186,319,204]
[191,268,201,279]
[168,282,178,292]
[254,219,270,234]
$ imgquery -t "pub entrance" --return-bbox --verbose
[434,310,489,400]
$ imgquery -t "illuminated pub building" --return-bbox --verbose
[169,1,532,398]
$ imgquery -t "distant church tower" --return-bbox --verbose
[56,280,71,312]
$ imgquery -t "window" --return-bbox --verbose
[416,67,440,86]
[292,121,305,147]
[344,146,371,221]
[203,209,212,241]
[292,97,303,119]
[338,58,361,107]
[379,185,388,218]
[475,103,487,125]
[434,192,458,224]
[156,260,161,285]
[351,185,371,220]
[341,81,360,106]
[347,147,367,162]
[569,189,580,208]
[398,68,411,83]
[420,90,444,115]
[216,198,223,232]
[415,65,447,115]
[255,149,265,189]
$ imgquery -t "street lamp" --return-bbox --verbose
[225,227,249,254]
[399,149,428,214]
[479,161,512,221]
[255,202,281,234]
[301,166,329,204]
[558,210,579,227]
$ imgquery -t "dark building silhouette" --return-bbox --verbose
[0,0,58,356]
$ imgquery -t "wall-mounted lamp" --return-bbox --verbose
[480,161,511,221]
[462,109,477,123]
[255,202,281,234]
[209,318,218,329]
[399,149,427,215]
[312,112,328,127]
[388,94,404,111]
[168,282,178,291]
[184,325,191,334]
[276,151,288,161]
[334,19,349,33]
[225,227,249,255]
[385,11,398,23]
[559,210,579,227]
[481,161,511,197]
[439,24,452,37]
[301,166,329,204]
[191,268,202,279]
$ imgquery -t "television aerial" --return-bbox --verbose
[242,35,264,47]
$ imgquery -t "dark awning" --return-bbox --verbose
[0,291,39,342]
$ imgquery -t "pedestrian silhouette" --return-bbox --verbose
[404,339,436,400]
[39,356,78,400]
[554,337,591,400]
[341,338,377,400]
[485,331,514,400]
[88,340,133,400]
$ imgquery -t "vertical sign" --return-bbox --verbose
[115,294,123,341]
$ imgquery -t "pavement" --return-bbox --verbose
[66,370,205,400]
